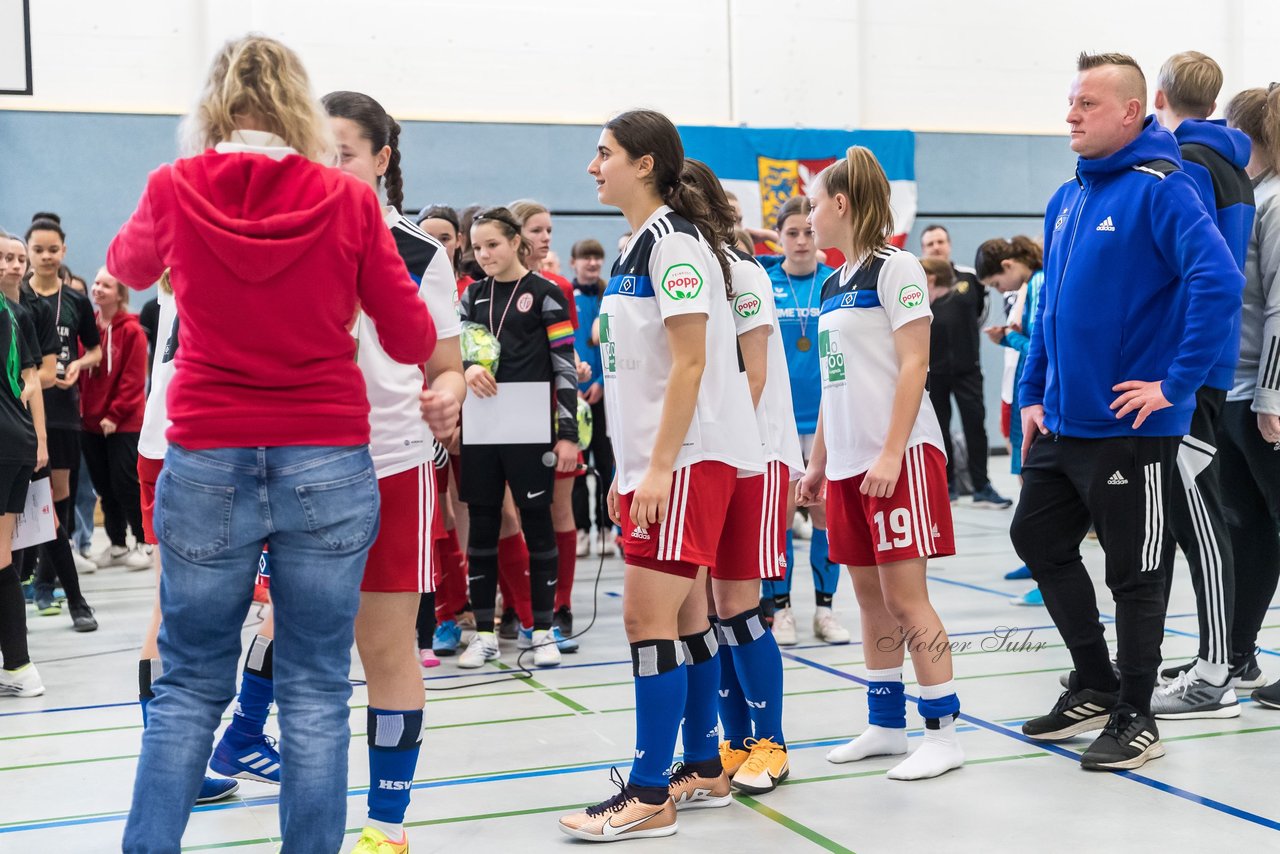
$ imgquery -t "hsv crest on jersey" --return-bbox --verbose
[661,263,703,300]
[898,284,925,308]
[621,275,637,294]
[734,292,762,318]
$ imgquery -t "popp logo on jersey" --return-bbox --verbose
[898,284,925,309]
[660,264,703,301]
[734,292,761,318]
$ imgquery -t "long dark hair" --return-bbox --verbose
[321,90,404,213]
[678,159,737,298]
[604,109,733,293]
[470,207,534,262]
[974,235,1043,279]
[419,204,462,271]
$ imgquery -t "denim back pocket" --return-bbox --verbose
[157,470,235,562]
[295,468,379,552]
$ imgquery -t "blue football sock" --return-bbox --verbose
[811,528,841,597]
[681,626,722,764]
[918,680,961,726]
[866,667,907,729]
[716,644,752,751]
[720,608,785,745]
[629,639,687,789]
[366,707,423,825]
[223,636,274,748]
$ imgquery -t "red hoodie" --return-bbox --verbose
[80,309,147,434]
[107,149,435,449]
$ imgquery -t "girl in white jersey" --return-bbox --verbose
[797,146,964,781]
[560,110,764,842]
[324,91,465,853]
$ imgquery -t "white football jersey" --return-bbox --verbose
[600,206,765,493]
[356,209,462,480]
[728,248,804,479]
[818,246,946,480]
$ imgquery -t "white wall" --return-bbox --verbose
[3,0,1278,131]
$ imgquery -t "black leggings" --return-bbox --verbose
[0,563,29,670]
[82,431,144,547]
[467,502,558,632]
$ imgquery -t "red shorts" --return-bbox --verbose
[618,460,738,578]
[713,461,790,581]
[138,455,164,545]
[362,462,438,594]
[1001,401,1012,440]
[554,453,588,481]
[827,444,955,567]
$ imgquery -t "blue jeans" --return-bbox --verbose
[122,445,380,854]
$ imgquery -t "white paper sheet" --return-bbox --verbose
[11,477,55,550]
[462,381,551,445]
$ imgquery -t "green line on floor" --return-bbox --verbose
[493,662,591,713]
[735,795,857,853]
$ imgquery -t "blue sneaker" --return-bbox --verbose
[433,620,462,656]
[972,484,1014,509]
[196,776,240,803]
[517,625,535,650]
[1010,587,1044,607]
[550,625,579,654]
[210,734,281,784]
[1004,565,1032,580]
[21,579,33,604]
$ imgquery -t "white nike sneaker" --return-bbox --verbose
[772,607,797,646]
[531,629,562,668]
[0,663,45,697]
[457,632,500,669]
[813,607,851,644]
[91,544,129,569]
[123,545,153,571]
[576,530,591,558]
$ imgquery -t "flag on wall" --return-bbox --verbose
[677,126,917,248]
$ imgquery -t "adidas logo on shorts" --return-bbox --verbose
[632,527,651,541]
[1107,471,1128,486]
[1096,216,1116,231]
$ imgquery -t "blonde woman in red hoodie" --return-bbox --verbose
[108,35,436,853]
[80,269,150,570]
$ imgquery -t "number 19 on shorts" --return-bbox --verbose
[873,508,913,552]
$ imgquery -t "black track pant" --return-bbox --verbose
[82,431,145,547]
[1011,432,1178,715]
[1160,388,1234,666]
[572,397,614,532]
[1218,400,1280,659]
[929,369,989,492]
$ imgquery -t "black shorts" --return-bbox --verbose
[459,443,554,509]
[46,428,82,471]
[0,464,35,515]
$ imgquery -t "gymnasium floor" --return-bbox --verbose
[4,468,1280,853]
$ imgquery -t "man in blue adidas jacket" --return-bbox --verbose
[1148,51,1256,719]
[1011,52,1244,773]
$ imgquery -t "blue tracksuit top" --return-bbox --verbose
[1020,116,1244,438]
[1172,118,1255,391]
[573,280,604,393]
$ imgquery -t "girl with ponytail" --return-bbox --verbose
[797,146,965,781]
[559,110,764,841]
[323,89,466,853]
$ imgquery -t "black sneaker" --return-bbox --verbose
[1159,653,1265,689]
[1080,705,1164,771]
[1252,680,1280,710]
[69,604,98,633]
[552,606,573,636]
[498,608,519,640]
[1023,680,1117,741]
[971,484,1013,509]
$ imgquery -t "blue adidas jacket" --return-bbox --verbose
[1021,117,1245,438]
[1173,118,1255,391]
[573,280,604,393]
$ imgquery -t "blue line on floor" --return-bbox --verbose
[0,726,981,835]
[781,650,1280,833]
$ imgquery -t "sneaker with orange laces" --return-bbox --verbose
[730,737,789,794]
[719,740,749,777]
[667,760,732,810]
[559,768,677,842]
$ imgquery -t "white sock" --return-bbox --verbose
[826,725,908,763]
[367,818,404,842]
[887,718,965,780]
[1192,658,1229,686]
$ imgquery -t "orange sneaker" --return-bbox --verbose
[559,769,677,842]
[731,737,790,794]
[719,740,749,777]
[667,761,732,810]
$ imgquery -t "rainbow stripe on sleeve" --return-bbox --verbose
[546,320,575,347]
